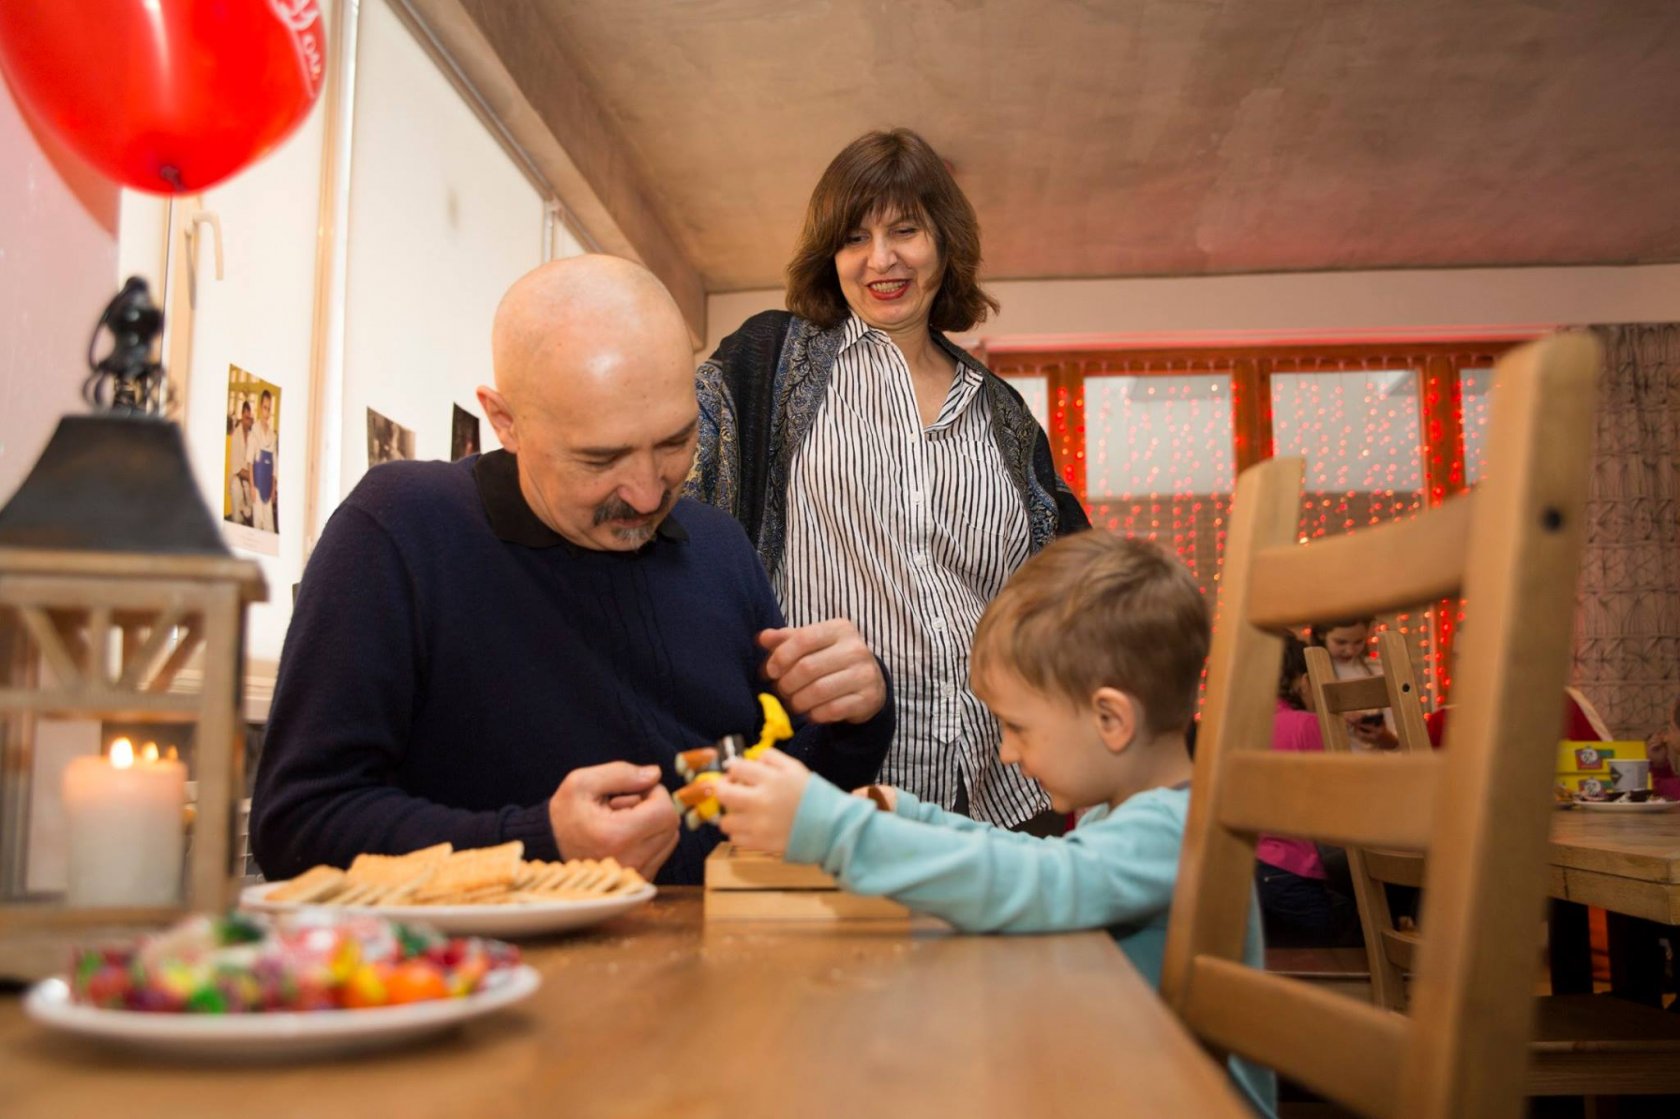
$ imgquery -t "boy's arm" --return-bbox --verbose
[889,789,1046,848]
[791,778,1180,934]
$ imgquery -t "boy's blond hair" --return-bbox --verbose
[971,532,1210,734]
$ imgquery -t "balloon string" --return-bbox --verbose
[160,165,184,192]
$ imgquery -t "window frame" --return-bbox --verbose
[992,341,1522,704]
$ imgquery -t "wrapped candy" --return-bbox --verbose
[68,911,520,1013]
[672,693,793,829]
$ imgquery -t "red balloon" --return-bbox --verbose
[0,1,326,194]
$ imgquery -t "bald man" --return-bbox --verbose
[251,257,894,884]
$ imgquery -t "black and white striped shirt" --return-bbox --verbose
[774,314,1048,825]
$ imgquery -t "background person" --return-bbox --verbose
[690,128,1089,834]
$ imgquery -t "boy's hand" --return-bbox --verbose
[851,784,897,812]
[714,748,811,855]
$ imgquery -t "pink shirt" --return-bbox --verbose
[1255,700,1327,880]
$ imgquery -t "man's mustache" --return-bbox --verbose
[594,490,672,525]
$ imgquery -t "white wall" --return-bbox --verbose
[0,76,122,895]
[337,0,548,499]
[704,264,1680,355]
[0,80,118,504]
[182,94,330,660]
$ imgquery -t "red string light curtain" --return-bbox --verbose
[995,342,1519,708]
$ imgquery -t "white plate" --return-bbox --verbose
[1572,798,1680,813]
[240,880,656,937]
[23,964,539,1061]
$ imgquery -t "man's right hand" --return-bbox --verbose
[548,762,679,880]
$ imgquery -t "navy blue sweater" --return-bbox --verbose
[250,452,894,885]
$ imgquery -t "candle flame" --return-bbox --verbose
[110,738,135,769]
[141,741,160,763]
[166,746,179,761]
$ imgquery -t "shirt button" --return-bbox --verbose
[914,551,930,567]
[929,617,946,632]
[940,681,955,698]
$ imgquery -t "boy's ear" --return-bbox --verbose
[1092,687,1140,754]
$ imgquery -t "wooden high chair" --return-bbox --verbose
[1161,332,1600,1119]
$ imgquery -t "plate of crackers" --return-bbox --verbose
[243,841,656,937]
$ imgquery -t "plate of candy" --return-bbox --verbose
[1571,790,1680,813]
[24,911,537,1060]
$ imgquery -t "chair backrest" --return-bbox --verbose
[1305,632,1432,757]
[1161,332,1601,1119]
[1305,633,1432,1011]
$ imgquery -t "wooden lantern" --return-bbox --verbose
[0,280,267,978]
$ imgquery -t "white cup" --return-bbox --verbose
[1608,759,1650,792]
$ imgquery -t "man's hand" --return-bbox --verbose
[758,619,886,724]
[548,762,679,879]
[852,784,898,812]
[714,748,812,855]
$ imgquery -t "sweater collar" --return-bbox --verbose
[472,449,688,550]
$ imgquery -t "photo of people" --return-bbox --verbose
[367,407,416,467]
[223,366,281,555]
[451,404,481,460]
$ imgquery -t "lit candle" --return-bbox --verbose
[63,737,186,907]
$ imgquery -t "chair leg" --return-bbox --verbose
[1550,900,1594,995]
[1606,913,1665,1007]
[1582,1095,1618,1119]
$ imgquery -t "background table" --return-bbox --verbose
[1548,810,1680,1005]
[0,889,1250,1119]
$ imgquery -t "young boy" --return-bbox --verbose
[714,532,1275,1117]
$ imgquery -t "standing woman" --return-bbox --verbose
[688,129,1088,831]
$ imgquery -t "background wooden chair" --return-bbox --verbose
[1308,625,1680,1103]
[1304,632,1428,1011]
[1161,332,1600,1119]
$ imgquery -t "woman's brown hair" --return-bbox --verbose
[785,128,999,332]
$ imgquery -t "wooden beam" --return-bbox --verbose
[396,0,708,345]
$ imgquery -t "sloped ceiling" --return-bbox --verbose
[515,0,1680,291]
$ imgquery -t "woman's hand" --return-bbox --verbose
[714,748,811,855]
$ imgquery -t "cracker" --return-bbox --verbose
[411,841,524,902]
[275,847,647,908]
[345,842,452,888]
[603,868,647,896]
[266,865,347,904]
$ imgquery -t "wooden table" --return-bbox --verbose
[0,889,1250,1119]
[1549,810,1680,925]
[1548,810,1680,1005]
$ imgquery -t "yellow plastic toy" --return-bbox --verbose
[671,693,793,829]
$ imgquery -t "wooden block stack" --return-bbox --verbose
[703,844,908,921]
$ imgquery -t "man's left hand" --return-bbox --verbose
[758,619,886,724]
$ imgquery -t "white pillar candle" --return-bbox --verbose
[63,738,186,907]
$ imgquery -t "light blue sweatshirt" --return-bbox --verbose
[787,777,1277,1117]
